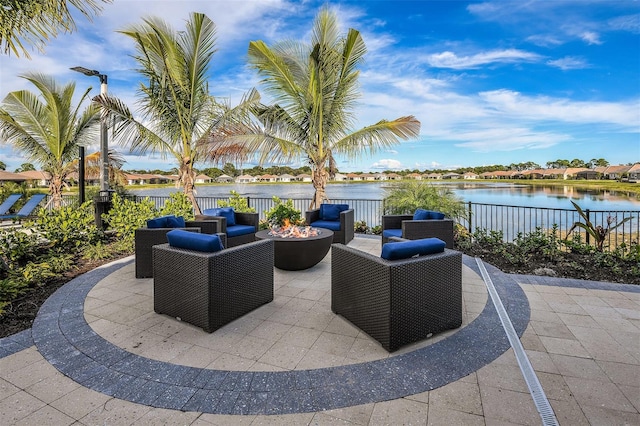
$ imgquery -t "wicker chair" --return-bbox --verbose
[305,206,354,245]
[331,242,462,352]
[381,214,454,248]
[152,239,274,333]
[135,227,227,278]
[194,212,259,247]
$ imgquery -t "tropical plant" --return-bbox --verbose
[0,73,100,208]
[264,196,303,228]
[159,192,195,220]
[566,200,633,251]
[31,200,102,251]
[216,190,256,213]
[383,181,466,220]
[0,0,111,58]
[94,12,255,215]
[240,7,420,209]
[102,193,157,250]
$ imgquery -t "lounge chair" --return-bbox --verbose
[305,203,354,245]
[153,237,274,333]
[0,194,22,215]
[0,193,47,221]
[381,209,454,248]
[331,238,462,352]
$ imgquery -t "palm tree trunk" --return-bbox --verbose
[179,158,202,216]
[310,166,329,210]
[49,175,63,208]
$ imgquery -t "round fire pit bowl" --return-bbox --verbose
[255,228,334,271]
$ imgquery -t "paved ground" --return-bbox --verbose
[0,235,638,425]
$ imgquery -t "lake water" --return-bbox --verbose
[130,181,640,211]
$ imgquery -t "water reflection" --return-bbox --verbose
[131,181,640,211]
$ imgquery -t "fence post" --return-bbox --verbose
[247,196,251,210]
[585,209,590,245]
[468,201,473,234]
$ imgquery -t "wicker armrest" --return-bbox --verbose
[305,208,321,225]
[381,214,413,231]
[234,212,259,230]
[402,219,454,248]
[194,215,227,232]
[186,219,222,234]
[340,209,355,244]
[134,227,200,278]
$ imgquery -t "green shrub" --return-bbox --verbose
[31,201,102,252]
[217,190,256,213]
[160,192,195,219]
[103,193,157,250]
[0,229,40,267]
[354,220,369,234]
[264,197,303,227]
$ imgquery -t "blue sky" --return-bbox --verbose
[1,0,639,173]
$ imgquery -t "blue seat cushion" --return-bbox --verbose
[310,220,342,231]
[382,229,402,239]
[319,203,349,221]
[166,229,224,252]
[413,209,445,220]
[203,207,236,226]
[226,224,255,238]
[381,237,445,260]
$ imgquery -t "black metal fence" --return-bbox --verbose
[48,194,639,251]
[133,195,640,250]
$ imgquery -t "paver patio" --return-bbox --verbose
[0,235,638,425]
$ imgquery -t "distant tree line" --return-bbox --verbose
[123,158,625,178]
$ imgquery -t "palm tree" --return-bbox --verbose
[0,0,111,58]
[0,73,100,207]
[241,7,420,209]
[95,12,252,215]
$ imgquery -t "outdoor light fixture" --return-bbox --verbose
[70,66,109,196]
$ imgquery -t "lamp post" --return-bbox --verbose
[70,66,109,196]
[71,66,111,228]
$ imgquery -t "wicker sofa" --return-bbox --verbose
[305,204,354,245]
[331,242,462,352]
[152,239,274,333]
[381,214,454,248]
[194,211,259,247]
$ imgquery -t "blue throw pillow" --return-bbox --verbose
[413,209,431,220]
[147,215,172,228]
[166,215,186,228]
[381,237,446,260]
[320,204,340,221]
[203,207,236,226]
[320,204,348,221]
[166,229,224,252]
[430,211,445,220]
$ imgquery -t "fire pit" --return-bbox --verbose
[255,224,334,271]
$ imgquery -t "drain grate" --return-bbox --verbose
[476,258,559,426]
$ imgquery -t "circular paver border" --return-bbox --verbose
[30,254,529,415]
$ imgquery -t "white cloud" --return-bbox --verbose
[478,89,640,129]
[426,49,541,69]
[580,31,602,45]
[546,56,589,71]
[386,149,398,155]
[371,159,403,170]
[526,34,562,47]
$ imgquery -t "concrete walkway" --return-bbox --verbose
[0,236,638,425]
